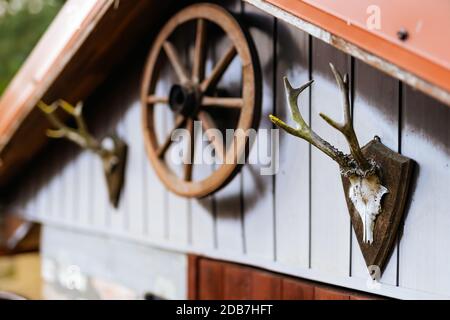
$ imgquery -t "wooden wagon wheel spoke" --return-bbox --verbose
[163,41,190,84]
[147,95,168,104]
[197,110,224,162]
[184,118,195,181]
[192,18,207,84]
[200,45,237,93]
[202,96,244,109]
[156,115,186,158]
[141,3,261,198]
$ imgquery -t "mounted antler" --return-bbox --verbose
[269,63,375,177]
[269,78,350,168]
[320,64,370,172]
[38,100,127,208]
[38,100,104,155]
[270,63,388,245]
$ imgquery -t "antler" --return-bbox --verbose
[269,75,350,169]
[319,63,369,171]
[38,100,104,155]
[38,99,128,208]
[269,63,372,175]
[37,100,120,172]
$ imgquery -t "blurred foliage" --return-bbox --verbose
[0,0,66,95]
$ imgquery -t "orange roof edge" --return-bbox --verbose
[0,0,112,152]
[257,0,450,101]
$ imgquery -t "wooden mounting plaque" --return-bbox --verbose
[105,138,128,208]
[342,139,414,274]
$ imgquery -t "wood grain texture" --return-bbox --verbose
[124,102,146,238]
[198,259,224,300]
[314,287,350,300]
[282,278,315,300]
[223,264,252,299]
[189,20,215,250]
[188,255,200,300]
[190,129,216,249]
[251,270,282,299]
[275,20,310,268]
[342,141,414,273]
[146,105,167,241]
[166,142,190,245]
[214,0,245,256]
[310,39,351,276]
[351,60,399,285]
[167,24,191,245]
[166,179,189,246]
[242,1,275,262]
[8,3,450,300]
[190,257,379,300]
[399,85,450,296]
[146,61,171,242]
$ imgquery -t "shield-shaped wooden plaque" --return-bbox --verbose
[342,139,414,275]
[104,136,128,209]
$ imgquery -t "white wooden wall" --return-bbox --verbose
[40,225,187,300]
[5,1,450,300]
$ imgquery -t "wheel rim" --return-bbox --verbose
[141,3,261,198]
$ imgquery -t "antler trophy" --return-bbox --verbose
[38,100,127,208]
[270,63,413,275]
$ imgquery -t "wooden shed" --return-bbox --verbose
[0,0,449,300]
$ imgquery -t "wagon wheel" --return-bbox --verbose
[141,3,261,198]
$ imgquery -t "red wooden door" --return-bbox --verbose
[188,256,381,300]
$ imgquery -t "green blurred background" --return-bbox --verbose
[0,0,65,95]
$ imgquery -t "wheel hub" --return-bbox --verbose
[169,84,200,117]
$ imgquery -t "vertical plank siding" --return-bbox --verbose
[213,0,246,256]
[77,152,94,227]
[35,152,50,220]
[189,17,216,251]
[6,2,450,299]
[351,61,399,285]
[399,86,450,296]
[146,63,169,242]
[310,39,351,277]
[275,18,310,269]
[126,101,147,239]
[242,2,275,262]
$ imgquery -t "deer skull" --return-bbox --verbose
[348,174,388,244]
[270,63,389,245]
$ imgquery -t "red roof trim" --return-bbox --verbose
[264,0,450,97]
